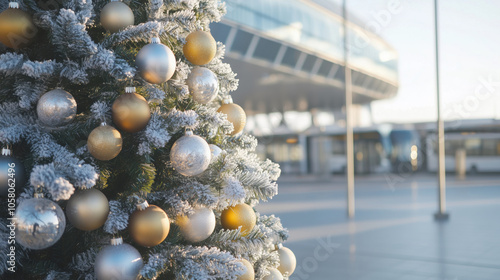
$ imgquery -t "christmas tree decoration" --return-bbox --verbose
[262,268,283,280]
[15,192,66,250]
[217,100,246,136]
[0,0,291,277]
[237,258,255,280]
[187,67,219,104]
[183,30,217,65]
[176,206,216,243]
[100,0,134,33]
[0,2,37,49]
[36,89,77,127]
[112,87,151,133]
[94,237,144,280]
[220,203,256,235]
[129,201,170,247]
[0,147,25,196]
[136,37,176,84]
[170,130,211,176]
[276,244,296,276]
[87,123,123,161]
[66,188,109,231]
[209,144,222,163]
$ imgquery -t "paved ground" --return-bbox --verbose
[256,173,500,280]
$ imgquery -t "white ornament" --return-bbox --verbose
[170,130,211,176]
[176,207,216,243]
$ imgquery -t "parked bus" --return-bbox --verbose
[426,132,500,173]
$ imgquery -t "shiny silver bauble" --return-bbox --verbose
[37,89,77,127]
[15,196,66,250]
[136,37,176,84]
[95,237,143,280]
[170,131,211,176]
[187,67,219,104]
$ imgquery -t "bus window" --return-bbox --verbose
[465,139,481,156]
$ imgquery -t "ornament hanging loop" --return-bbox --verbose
[136,200,149,211]
[222,95,233,105]
[34,185,44,198]
[1,146,12,156]
[8,2,19,9]
[184,127,194,136]
[110,236,123,246]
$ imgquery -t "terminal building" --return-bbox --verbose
[211,0,400,174]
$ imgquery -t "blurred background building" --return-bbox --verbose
[211,0,500,176]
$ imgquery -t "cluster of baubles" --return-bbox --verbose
[0,1,286,279]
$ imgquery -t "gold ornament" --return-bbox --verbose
[66,188,109,231]
[276,245,296,276]
[183,30,217,65]
[112,87,151,133]
[88,124,123,161]
[217,102,246,135]
[0,2,37,49]
[220,203,256,236]
[237,259,255,280]
[263,268,283,280]
[176,207,216,243]
[129,201,170,247]
[100,0,134,33]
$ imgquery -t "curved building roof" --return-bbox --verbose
[211,0,399,114]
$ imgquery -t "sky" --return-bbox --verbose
[333,0,500,123]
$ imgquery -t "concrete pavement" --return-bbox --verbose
[257,173,500,280]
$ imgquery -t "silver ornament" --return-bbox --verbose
[15,194,66,250]
[170,130,211,176]
[136,37,176,84]
[95,237,143,280]
[37,89,77,127]
[176,207,216,243]
[187,67,219,104]
[100,0,134,33]
[209,144,222,164]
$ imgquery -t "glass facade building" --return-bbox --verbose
[220,0,398,83]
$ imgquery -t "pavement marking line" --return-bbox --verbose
[286,216,430,243]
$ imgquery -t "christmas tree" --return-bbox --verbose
[0,0,297,279]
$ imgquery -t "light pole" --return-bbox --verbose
[434,0,449,220]
[343,0,355,218]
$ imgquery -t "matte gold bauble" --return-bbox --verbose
[183,30,217,65]
[220,203,256,236]
[88,124,123,161]
[176,207,216,243]
[100,0,134,33]
[263,268,283,280]
[0,2,37,49]
[112,87,151,133]
[277,246,296,276]
[66,188,109,231]
[237,259,255,280]
[129,201,170,247]
[217,103,246,135]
